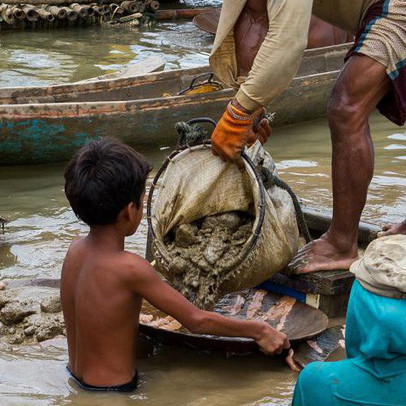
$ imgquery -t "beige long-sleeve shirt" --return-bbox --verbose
[210,0,378,111]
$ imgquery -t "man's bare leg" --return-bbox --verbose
[290,55,391,274]
[378,220,406,237]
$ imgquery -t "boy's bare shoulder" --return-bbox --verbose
[62,237,85,265]
[119,251,156,282]
[65,235,86,252]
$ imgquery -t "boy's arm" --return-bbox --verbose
[129,257,290,355]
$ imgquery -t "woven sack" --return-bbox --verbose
[147,141,299,307]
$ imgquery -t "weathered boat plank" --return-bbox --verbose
[75,56,166,83]
[293,325,345,368]
[265,204,379,317]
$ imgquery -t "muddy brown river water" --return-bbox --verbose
[0,12,405,406]
[0,113,405,405]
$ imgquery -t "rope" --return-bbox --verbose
[261,166,312,243]
[175,121,211,148]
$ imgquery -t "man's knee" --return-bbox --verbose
[327,92,368,133]
[327,55,390,133]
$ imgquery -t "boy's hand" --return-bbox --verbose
[254,322,290,356]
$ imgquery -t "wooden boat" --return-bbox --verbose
[0,43,350,165]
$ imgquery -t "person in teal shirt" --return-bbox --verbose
[292,235,406,406]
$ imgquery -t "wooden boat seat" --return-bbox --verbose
[262,206,381,317]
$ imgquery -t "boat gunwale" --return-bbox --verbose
[0,43,351,101]
[0,69,341,118]
[0,66,211,101]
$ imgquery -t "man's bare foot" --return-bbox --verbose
[287,234,358,274]
[377,220,406,237]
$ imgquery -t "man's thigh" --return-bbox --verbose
[344,0,406,125]
[330,55,390,117]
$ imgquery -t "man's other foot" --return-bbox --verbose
[287,235,358,275]
[377,220,406,237]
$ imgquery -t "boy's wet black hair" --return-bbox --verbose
[64,137,151,227]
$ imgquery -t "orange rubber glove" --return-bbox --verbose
[211,102,271,161]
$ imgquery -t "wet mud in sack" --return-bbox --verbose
[149,138,300,310]
[165,211,255,309]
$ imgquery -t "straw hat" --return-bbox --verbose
[350,235,406,299]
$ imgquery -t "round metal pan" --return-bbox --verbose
[139,289,328,353]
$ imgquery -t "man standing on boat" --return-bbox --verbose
[210,0,406,273]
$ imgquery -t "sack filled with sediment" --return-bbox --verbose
[148,141,299,310]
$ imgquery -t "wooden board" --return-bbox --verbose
[293,325,345,368]
[270,270,354,297]
[139,289,328,353]
[193,9,220,35]
[260,204,380,316]
[266,204,379,298]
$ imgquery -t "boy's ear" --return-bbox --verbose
[127,202,137,219]
[119,202,135,222]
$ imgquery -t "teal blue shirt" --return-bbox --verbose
[292,280,406,406]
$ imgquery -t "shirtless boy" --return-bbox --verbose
[61,137,291,392]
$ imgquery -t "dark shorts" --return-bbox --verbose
[346,0,406,126]
[67,366,139,392]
